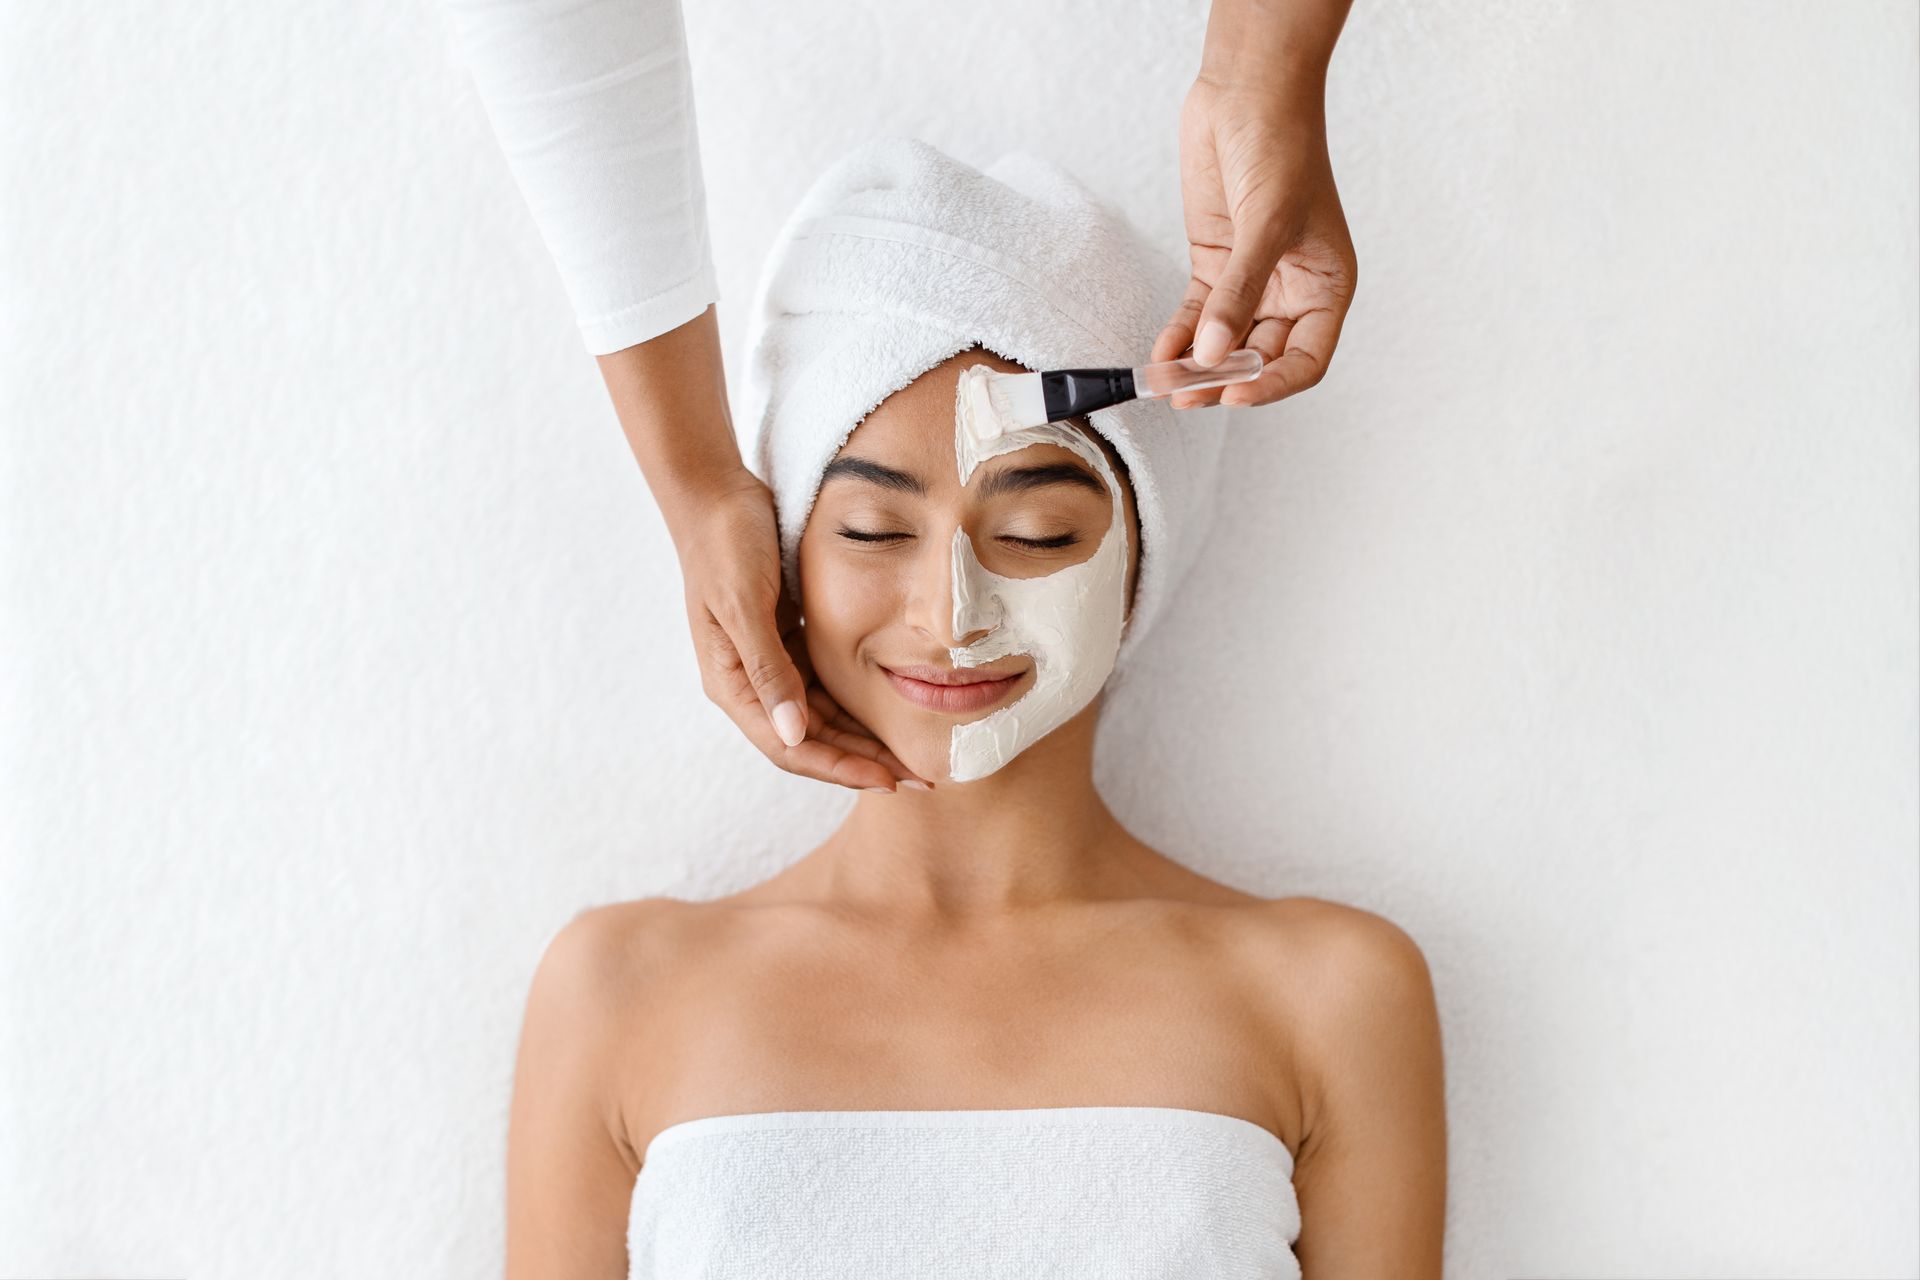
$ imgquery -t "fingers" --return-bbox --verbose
[677,482,934,796]
[1125,224,1353,402]
[1211,314,1292,407]
[712,586,810,748]
[806,686,934,790]
[1189,229,1285,368]
[1151,276,1208,367]
[789,612,931,788]
[1157,276,1231,410]
[782,736,913,793]
[1219,306,1344,406]
[691,602,899,793]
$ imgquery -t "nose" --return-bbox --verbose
[908,523,1001,649]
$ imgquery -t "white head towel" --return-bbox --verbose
[738,136,1230,693]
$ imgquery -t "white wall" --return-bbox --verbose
[3,0,1914,1274]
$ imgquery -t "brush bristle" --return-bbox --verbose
[986,378,1013,419]
[983,371,1046,430]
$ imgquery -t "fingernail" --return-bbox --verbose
[864,786,895,794]
[901,779,934,791]
[1194,319,1232,366]
[771,700,806,747]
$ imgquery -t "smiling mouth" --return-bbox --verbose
[882,664,1031,714]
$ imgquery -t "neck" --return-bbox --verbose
[804,718,1138,923]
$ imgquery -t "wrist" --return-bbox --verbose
[593,304,761,536]
[1194,68,1328,129]
[1199,0,1347,107]
[654,462,764,542]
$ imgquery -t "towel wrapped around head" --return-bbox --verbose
[738,136,1230,696]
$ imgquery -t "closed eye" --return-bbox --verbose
[836,527,1080,550]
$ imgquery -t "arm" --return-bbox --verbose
[438,0,925,792]
[1154,0,1359,406]
[503,909,639,1279]
[1201,0,1352,100]
[1290,906,1449,1276]
[592,308,926,791]
[438,0,716,355]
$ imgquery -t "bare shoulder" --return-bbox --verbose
[1222,896,1441,1120]
[1232,897,1447,1271]
[560,894,709,950]
[1248,895,1432,984]
[519,895,730,1080]
[505,899,720,1271]
[515,898,722,1157]
[1211,894,1431,988]
[530,895,714,1009]
[1289,896,1439,1055]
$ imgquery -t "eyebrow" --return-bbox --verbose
[820,454,1106,499]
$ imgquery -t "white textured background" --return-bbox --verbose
[3,0,1915,1275]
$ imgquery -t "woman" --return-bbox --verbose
[506,140,1443,1278]
[439,0,1361,794]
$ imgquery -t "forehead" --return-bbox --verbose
[835,349,1121,487]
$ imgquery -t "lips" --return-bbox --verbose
[882,662,1030,714]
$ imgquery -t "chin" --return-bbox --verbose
[877,717,953,784]
[822,674,945,782]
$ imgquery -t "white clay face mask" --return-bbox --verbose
[945,362,1130,783]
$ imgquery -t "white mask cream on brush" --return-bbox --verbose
[945,363,1130,783]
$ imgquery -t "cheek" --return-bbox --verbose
[797,534,896,662]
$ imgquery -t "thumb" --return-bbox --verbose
[721,590,811,748]
[1191,233,1282,367]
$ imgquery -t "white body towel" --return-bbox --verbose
[628,1106,1301,1279]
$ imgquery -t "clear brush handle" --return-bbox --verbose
[1133,349,1264,399]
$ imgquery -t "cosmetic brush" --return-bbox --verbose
[984,350,1264,429]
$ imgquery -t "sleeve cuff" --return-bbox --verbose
[576,259,720,356]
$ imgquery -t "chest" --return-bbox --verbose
[623,913,1302,1155]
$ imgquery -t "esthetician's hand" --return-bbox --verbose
[1152,71,1358,408]
[597,310,931,795]
[676,472,933,794]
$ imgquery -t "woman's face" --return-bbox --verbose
[797,348,1141,784]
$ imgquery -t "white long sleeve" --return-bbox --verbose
[439,0,718,354]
